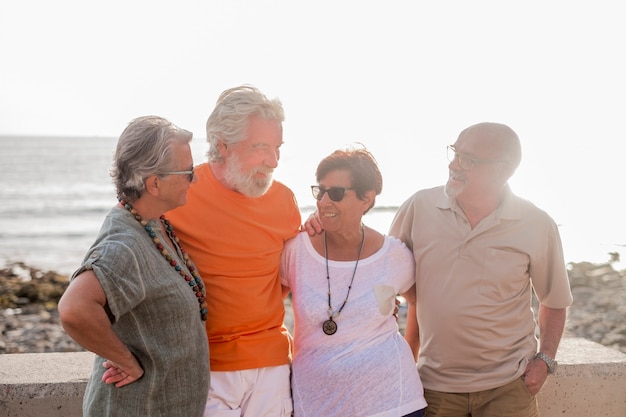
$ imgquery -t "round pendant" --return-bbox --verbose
[322,319,337,335]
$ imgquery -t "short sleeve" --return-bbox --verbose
[74,240,147,321]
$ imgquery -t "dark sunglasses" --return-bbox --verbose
[311,185,354,202]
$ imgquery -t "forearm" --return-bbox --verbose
[404,301,420,361]
[522,304,567,395]
[58,271,136,367]
[60,303,135,366]
[59,271,142,387]
[537,304,567,357]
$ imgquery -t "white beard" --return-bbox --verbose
[444,178,462,200]
[224,152,273,198]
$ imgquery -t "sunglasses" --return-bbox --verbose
[161,168,195,182]
[311,185,354,202]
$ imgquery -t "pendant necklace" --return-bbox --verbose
[119,199,208,321]
[322,224,365,335]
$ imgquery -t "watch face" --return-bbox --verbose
[536,352,557,374]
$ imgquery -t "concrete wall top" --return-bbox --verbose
[0,338,625,417]
[0,352,93,401]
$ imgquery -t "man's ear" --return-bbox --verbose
[217,140,228,158]
[497,162,515,183]
[144,175,160,197]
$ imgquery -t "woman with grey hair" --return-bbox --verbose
[59,115,210,417]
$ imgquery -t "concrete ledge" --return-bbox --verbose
[1,338,625,417]
[0,352,93,417]
[537,338,626,417]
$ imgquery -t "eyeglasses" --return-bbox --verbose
[446,145,508,171]
[161,168,195,182]
[311,185,354,202]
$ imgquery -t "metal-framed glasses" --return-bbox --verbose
[161,168,195,182]
[311,185,354,202]
[446,145,508,171]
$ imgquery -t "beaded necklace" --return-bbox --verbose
[119,199,208,321]
[322,225,365,335]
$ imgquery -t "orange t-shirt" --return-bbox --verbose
[166,163,301,371]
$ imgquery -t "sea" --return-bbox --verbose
[1,135,624,276]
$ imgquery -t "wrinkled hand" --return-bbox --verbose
[522,358,549,395]
[102,356,144,388]
[303,212,323,236]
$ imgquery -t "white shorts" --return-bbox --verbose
[204,365,293,417]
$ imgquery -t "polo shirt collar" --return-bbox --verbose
[436,184,521,220]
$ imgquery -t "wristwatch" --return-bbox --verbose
[534,352,558,374]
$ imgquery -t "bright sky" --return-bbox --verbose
[1,1,624,263]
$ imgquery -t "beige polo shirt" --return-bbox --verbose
[390,185,573,392]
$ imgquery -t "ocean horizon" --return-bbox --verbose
[1,135,623,276]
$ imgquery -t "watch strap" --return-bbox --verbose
[534,352,557,374]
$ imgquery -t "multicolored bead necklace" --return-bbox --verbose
[119,199,208,321]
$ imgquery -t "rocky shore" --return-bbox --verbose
[0,263,82,353]
[1,261,625,355]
